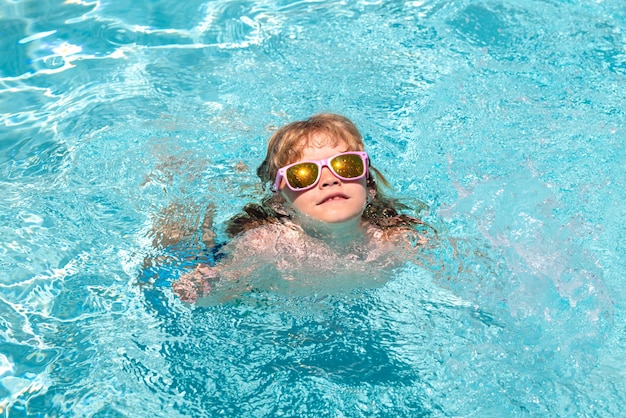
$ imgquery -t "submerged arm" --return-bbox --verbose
[172,225,286,303]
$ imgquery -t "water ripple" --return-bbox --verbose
[1,0,625,415]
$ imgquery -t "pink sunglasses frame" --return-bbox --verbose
[272,151,369,192]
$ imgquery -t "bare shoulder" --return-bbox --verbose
[365,223,429,249]
[228,221,302,257]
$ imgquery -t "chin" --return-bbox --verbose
[316,212,362,224]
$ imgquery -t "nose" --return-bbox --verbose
[319,166,340,188]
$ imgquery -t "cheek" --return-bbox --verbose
[281,188,297,203]
[281,188,310,207]
[353,181,368,201]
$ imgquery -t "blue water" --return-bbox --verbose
[1,0,625,416]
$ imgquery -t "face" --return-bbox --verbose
[278,136,368,224]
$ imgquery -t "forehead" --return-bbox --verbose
[295,133,349,160]
[298,131,341,146]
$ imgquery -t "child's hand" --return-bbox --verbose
[172,264,218,303]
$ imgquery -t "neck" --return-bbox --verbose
[293,214,367,249]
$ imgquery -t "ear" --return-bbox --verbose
[367,187,376,203]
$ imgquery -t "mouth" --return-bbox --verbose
[317,193,349,205]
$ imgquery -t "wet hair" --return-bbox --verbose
[257,113,365,185]
[226,113,427,237]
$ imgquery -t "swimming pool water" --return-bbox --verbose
[1,0,625,416]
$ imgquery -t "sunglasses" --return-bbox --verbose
[272,151,369,192]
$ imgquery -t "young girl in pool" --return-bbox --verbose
[173,113,430,303]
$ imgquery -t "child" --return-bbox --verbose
[172,113,431,303]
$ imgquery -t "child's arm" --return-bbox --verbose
[172,224,286,303]
[172,264,218,302]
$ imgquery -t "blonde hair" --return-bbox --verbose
[257,113,365,185]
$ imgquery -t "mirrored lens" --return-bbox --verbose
[330,154,364,178]
[286,163,319,189]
